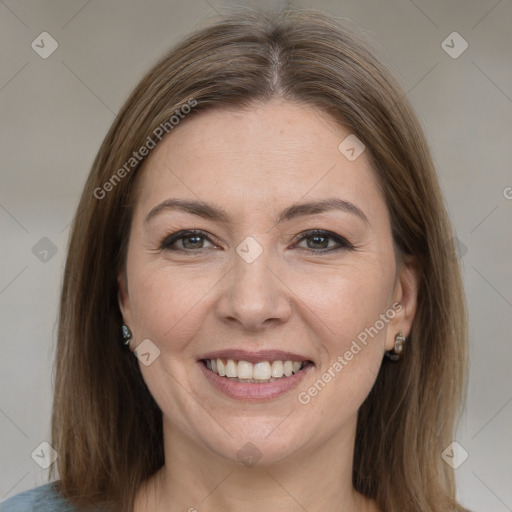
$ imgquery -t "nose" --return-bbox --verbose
[215,246,292,332]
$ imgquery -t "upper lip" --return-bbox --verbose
[198,349,314,364]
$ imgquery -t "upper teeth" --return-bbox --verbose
[205,359,305,380]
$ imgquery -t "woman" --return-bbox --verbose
[1,7,468,512]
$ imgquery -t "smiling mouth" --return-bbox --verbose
[201,358,314,383]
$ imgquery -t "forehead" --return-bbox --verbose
[133,100,385,223]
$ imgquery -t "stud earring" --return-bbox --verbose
[385,332,406,361]
[121,324,133,347]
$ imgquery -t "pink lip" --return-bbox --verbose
[198,349,312,364]
[198,360,314,402]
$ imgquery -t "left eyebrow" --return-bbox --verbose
[144,197,370,227]
[277,198,370,226]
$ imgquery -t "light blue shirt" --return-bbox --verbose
[1,481,475,511]
[0,483,77,511]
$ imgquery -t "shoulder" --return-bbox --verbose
[0,482,76,512]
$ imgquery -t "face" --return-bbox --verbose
[118,99,417,466]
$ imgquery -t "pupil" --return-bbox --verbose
[309,235,327,249]
[184,235,203,249]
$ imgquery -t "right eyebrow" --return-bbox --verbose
[144,198,230,225]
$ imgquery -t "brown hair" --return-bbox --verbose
[50,7,468,511]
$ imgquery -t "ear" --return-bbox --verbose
[117,268,133,327]
[385,255,419,351]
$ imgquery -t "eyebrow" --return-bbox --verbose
[144,197,370,226]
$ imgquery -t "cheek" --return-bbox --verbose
[296,259,394,346]
[292,259,394,408]
[128,262,217,350]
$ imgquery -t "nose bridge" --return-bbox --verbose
[216,236,291,329]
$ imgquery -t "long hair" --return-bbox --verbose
[50,8,468,511]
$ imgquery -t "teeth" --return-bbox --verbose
[271,360,284,378]
[225,359,237,378]
[253,361,271,380]
[237,360,253,379]
[205,358,308,380]
[283,361,293,377]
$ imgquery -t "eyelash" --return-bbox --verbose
[159,229,353,254]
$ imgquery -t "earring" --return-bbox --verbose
[121,324,133,347]
[385,332,406,361]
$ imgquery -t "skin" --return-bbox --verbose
[118,99,418,512]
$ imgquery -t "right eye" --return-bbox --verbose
[159,230,219,252]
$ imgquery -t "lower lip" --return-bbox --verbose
[198,361,313,402]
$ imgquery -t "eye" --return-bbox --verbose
[159,230,218,252]
[293,230,353,253]
[159,229,353,254]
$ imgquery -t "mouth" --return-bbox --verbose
[197,351,315,401]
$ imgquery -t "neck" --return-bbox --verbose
[134,415,378,512]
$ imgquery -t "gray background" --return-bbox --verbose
[0,1,511,510]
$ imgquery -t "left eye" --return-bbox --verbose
[293,230,352,253]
